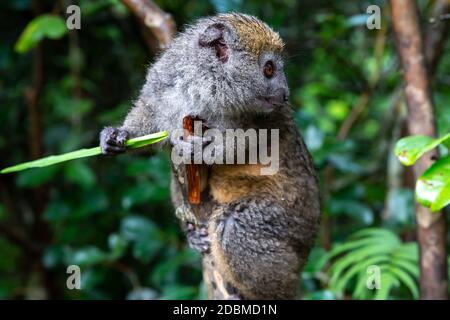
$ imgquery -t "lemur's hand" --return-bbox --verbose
[100,127,129,155]
[171,133,212,163]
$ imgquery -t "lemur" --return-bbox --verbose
[100,13,320,299]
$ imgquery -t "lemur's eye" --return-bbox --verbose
[263,61,274,78]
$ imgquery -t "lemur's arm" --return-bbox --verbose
[100,99,157,154]
[121,99,158,138]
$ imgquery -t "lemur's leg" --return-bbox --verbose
[208,197,301,300]
[203,255,243,300]
[175,205,210,254]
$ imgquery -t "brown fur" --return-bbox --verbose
[209,164,284,204]
[220,13,284,57]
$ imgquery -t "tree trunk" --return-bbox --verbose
[390,0,448,300]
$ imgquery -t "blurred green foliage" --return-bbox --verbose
[0,0,448,300]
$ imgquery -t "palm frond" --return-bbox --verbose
[322,228,419,300]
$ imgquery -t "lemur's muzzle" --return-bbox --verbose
[267,88,288,106]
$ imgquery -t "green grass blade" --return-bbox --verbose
[1,131,168,174]
[125,131,169,149]
[1,147,101,174]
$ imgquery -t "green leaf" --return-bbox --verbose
[391,243,419,264]
[1,131,168,174]
[108,234,128,260]
[431,180,450,211]
[16,165,59,187]
[395,133,450,166]
[151,249,200,286]
[44,201,71,222]
[322,228,420,300]
[42,246,64,269]
[15,14,67,53]
[353,270,371,299]
[126,288,158,300]
[334,255,389,293]
[64,161,96,187]
[375,272,398,300]
[120,216,163,263]
[132,240,163,263]
[388,266,419,299]
[69,246,107,267]
[120,215,159,242]
[329,244,397,285]
[416,157,450,211]
[79,269,106,292]
[5,147,100,174]
[326,238,377,259]
[160,285,198,300]
[350,228,400,243]
[326,100,349,120]
[328,199,374,225]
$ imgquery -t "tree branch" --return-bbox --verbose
[121,0,176,49]
[0,223,41,255]
[424,0,450,77]
[390,0,448,300]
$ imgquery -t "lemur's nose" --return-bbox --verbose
[272,88,288,105]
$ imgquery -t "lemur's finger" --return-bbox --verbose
[187,231,211,254]
[104,145,126,154]
[185,135,212,145]
[199,227,208,236]
[116,130,129,145]
[106,137,121,146]
[186,222,195,231]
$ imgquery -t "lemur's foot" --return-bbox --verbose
[175,205,199,226]
[186,223,210,254]
[100,127,129,155]
[175,205,210,254]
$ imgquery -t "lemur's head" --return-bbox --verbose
[183,13,289,115]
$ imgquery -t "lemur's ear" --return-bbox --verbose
[199,23,229,63]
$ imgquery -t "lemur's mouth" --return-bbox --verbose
[257,88,288,110]
[258,96,286,110]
